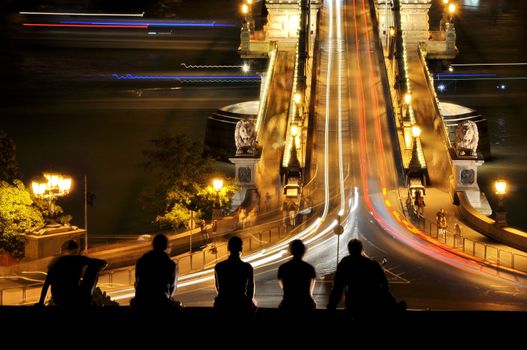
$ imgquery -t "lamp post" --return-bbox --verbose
[448,3,456,24]
[241,3,249,24]
[212,178,224,220]
[401,92,411,127]
[32,172,73,226]
[408,125,422,174]
[440,0,450,32]
[245,0,255,33]
[495,179,507,227]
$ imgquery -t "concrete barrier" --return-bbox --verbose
[457,191,527,252]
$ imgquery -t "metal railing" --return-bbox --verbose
[0,223,291,305]
[408,210,527,274]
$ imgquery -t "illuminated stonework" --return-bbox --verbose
[265,0,320,49]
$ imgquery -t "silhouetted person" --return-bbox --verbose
[214,236,256,319]
[327,239,399,319]
[37,240,107,309]
[277,239,316,315]
[132,233,179,312]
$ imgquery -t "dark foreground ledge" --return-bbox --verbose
[1,306,525,347]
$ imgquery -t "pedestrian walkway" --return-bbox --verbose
[402,171,527,274]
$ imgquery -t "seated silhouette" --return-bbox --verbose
[327,239,402,319]
[132,233,180,312]
[37,239,107,309]
[214,236,256,319]
[277,239,316,315]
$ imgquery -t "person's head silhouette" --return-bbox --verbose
[152,233,170,253]
[348,239,363,257]
[61,240,79,255]
[228,236,243,256]
[289,239,305,259]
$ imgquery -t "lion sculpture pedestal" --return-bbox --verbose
[451,121,491,215]
[230,119,261,208]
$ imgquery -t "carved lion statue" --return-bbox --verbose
[455,120,479,157]
[234,119,257,155]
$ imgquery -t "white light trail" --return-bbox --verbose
[322,0,334,220]
[336,0,346,216]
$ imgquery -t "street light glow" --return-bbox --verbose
[411,125,422,138]
[242,4,249,15]
[294,93,301,104]
[404,93,412,105]
[495,179,507,195]
[291,124,299,137]
[442,0,449,4]
[448,3,456,14]
[242,63,250,72]
[213,178,224,192]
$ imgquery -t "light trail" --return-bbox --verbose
[322,0,334,219]
[111,73,261,81]
[336,0,346,215]
[349,0,527,286]
[19,11,145,17]
[23,23,147,29]
[58,20,235,27]
[112,0,351,303]
[451,63,527,67]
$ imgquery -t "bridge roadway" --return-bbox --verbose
[108,0,527,310]
[5,1,525,311]
[112,0,527,310]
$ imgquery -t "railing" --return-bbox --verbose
[417,44,453,150]
[407,210,527,274]
[0,222,291,305]
[255,42,278,138]
[0,282,42,306]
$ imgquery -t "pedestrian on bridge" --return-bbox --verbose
[436,208,448,238]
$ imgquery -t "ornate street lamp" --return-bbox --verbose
[32,172,73,226]
[495,179,507,227]
[212,178,224,220]
[448,3,457,23]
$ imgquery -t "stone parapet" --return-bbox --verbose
[457,191,527,253]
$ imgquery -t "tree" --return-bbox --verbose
[0,130,21,184]
[142,134,237,230]
[0,180,45,259]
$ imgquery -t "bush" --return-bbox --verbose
[0,233,25,259]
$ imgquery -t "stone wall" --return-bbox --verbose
[457,191,527,253]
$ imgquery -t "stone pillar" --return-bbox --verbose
[375,0,394,51]
[265,1,320,51]
[452,159,492,215]
[25,228,87,260]
[265,1,299,50]
[229,156,260,208]
[240,22,251,52]
[399,0,432,52]
[445,22,456,53]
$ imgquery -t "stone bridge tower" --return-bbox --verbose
[376,0,432,54]
[265,0,320,50]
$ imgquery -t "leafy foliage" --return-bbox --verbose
[142,134,237,230]
[0,233,25,259]
[0,180,45,259]
[0,180,44,235]
[0,130,21,184]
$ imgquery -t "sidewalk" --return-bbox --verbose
[404,169,527,274]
